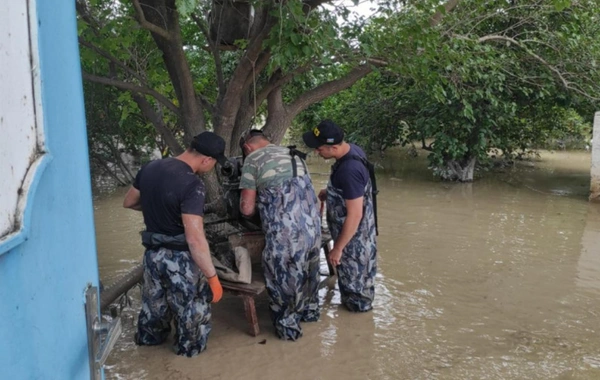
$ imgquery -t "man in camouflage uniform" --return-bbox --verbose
[123,132,226,357]
[303,120,377,312]
[239,130,321,340]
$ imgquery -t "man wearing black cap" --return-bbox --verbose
[123,131,227,356]
[303,120,377,312]
[238,129,321,340]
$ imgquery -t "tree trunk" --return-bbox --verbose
[445,157,477,182]
[202,170,226,215]
[230,89,256,156]
[263,87,292,144]
[139,0,206,143]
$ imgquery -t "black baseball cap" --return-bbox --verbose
[302,120,345,149]
[191,131,227,166]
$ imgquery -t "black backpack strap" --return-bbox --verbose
[364,159,379,236]
[288,145,308,178]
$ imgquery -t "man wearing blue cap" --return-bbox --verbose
[303,120,377,312]
[123,131,227,356]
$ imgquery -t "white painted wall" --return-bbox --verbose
[590,112,600,201]
[0,0,45,239]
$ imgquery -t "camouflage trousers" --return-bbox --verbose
[257,174,322,340]
[326,181,377,312]
[136,247,212,357]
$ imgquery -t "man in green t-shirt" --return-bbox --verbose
[239,130,321,340]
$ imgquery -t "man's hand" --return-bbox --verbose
[328,246,343,267]
[207,275,223,303]
[318,189,327,202]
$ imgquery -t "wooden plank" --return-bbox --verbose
[242,295,260,336]
[321,236,336,276]
[220,279,265,296]
[228,233,265,264]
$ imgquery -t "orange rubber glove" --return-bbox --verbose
[207,274,223,303]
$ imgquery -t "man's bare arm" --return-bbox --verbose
[240,189,257,217]
[123,186,142,211]
[182,213,217,278]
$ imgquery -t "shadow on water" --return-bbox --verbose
[95,148,600,380]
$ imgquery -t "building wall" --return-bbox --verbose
[590,112,600,201]
[0,1,100,379]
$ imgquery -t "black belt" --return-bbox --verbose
[142,242,189,251]
[141,231,189,251]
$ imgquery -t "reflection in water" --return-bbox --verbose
[95,150,600,379]
[578,206,600,293]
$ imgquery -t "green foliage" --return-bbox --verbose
[262,0,361,75]
[84,82,158,187]
[298,0,600,180]
[176,0,200,16]
[297,72,408,153]
[79,0,599,185]
[553,0,572,11]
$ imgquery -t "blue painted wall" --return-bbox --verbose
[0,1,100,379]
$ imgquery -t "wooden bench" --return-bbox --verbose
[220,230,333,337]
[220,276,266,337]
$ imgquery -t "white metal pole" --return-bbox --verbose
[590,112,600,201]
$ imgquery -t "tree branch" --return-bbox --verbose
[302,0,332,13]
[191,12,226,99]
[430,0,461,27]
[286,64,374,117]
[197,94,216,116]
[477,35,569,88]
[256,64,313,106]
[132,93,184,155]
[90,152,130,186]
[78,37,149,85]
[82,72,181,116]
[131,0,173,40]
[469,34,600,101]
[218,11,278,136]
[75,0,102,36]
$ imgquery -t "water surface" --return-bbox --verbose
[95,150,600,380]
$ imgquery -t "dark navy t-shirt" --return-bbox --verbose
[331,144,370,200]
[133,158,205,235]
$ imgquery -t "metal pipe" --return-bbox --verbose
[100,263,143,310]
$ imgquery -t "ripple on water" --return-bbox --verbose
[97,150,600,380]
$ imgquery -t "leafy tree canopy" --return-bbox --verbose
[77,0,599,188]
[301,0,600,181]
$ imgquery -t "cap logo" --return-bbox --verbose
[326,138,334,143]
[313,127,320,137]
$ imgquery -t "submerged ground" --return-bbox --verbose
[94,149,600,380]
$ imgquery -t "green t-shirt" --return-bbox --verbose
[239,144,307,191]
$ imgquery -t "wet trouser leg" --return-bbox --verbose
[136,249,173,346]
[326,179,377,313]
[258,175,322,340]
[337,239,377,312]
[263,247,305,341]
[136,248,212,357]
[302,245,321,322]
[166,250,212,357]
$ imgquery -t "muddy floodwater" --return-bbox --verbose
[94,149,600,380]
